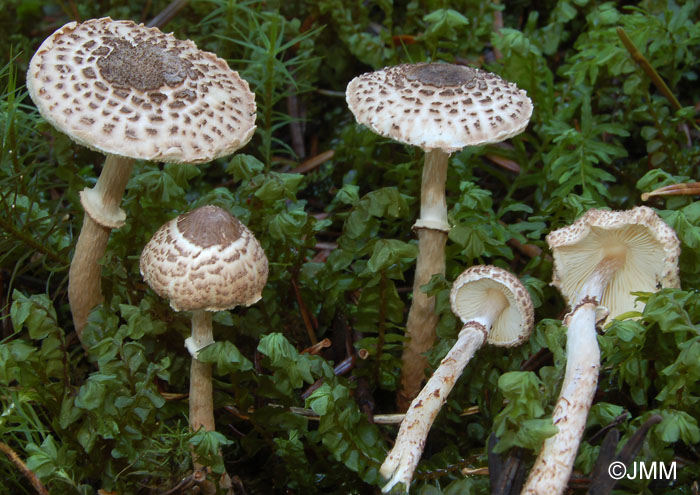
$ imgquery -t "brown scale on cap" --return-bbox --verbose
[27,17,256,163]
[346,63,533,152]
[140,206,268,312]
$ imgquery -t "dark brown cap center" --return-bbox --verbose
[405,63,476,87]
[177,205,243,248]
[96,37,197,90]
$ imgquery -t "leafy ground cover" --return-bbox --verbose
[1,0,700,494]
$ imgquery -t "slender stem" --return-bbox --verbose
[522,255,623,495]
[68,215,110,343]
[190,310,215,434]
[398,227,447,411]
[398,149,451,410]
[382,321,492,493]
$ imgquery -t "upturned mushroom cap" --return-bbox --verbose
[345,63,533,153]
[140,205,268,312]
[546,206,680,322]
[450,265,534,346]
[27,17,256,163]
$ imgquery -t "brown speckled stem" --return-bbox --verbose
[522,255,623,495]
[398,149,450,411]
[382,315,499,492]
[68,154,134,344]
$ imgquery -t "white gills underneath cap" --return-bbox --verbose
[380,265,533,493]
[26,17,257,164]
[546,205,680,323]
[139,205,269,313]
[450,264,534,346]
[346,63,533,153]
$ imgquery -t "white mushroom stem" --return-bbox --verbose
[68,154,134,343]
[522,255,624,495]
[399,149,450,411]
[383,291,508,493]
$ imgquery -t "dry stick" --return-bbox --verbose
[398,149,449,411]
[68,155,134,342]
[0,441,49,495]
[522,256,623,495]
[147,0,190,28]
[641,181,700,201]
[616,27,682,112]
[617,27,699,140]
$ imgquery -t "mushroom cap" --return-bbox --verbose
[27,17,256,163]
[140,205,268,312]
[345,63,533,153]
[450,265,534,347]
[546,206,680,322]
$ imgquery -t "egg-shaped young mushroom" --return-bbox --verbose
[140,205,268,486]
[380,265,533,493]
[27,17,257,342]
[346,63,533,409]
[522,206,680,495]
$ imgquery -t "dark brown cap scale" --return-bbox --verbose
[140,205,268,312]
[27,17,256,163]
[346,63,533,152]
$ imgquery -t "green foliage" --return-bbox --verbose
[2,1,700,493]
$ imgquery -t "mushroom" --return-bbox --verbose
[521,206,680,495]
[345,63,533,409]
[380,265,534,493]
[26,17,256,342]
[139,205,268,483]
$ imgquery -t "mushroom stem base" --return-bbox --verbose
[521,302,600,495]
[68,215,110,346]
[398,226,448,411]
[382,323,488,493]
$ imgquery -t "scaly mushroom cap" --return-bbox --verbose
[140,205,268,312]
[27,17,256,163]
[546,206,680,322]
[450,265,534,346]
[345,63,533,153]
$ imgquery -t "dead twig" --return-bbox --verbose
[0,441,49,495]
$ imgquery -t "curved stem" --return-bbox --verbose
[68,216,110,344]
[68,154,134,345]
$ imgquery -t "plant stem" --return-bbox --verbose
[398,149,450,411]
